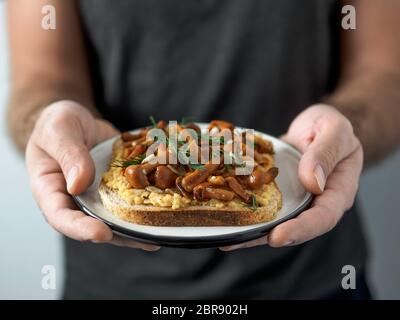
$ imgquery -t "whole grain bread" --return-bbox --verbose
[99,181,282,226]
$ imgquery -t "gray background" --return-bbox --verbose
[0,2,399,299]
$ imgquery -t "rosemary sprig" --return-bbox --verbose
[149,115,157,128]
[111,154,146,168]
[224,164,233,171]
[187,163,204,170]
[213,136,225,144]
[250,195,260,212]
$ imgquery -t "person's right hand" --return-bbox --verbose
[26,100,160,251]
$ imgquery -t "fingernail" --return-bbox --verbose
[66,166,78,191]
[220,243,245,251]
[92,240,108,244]
[143,246,161,252]
[283,240,295,247]
[314,164,326,192]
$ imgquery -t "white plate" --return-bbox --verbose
[73,124,313,248]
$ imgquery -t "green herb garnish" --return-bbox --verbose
[213,136,225,144]
[224,164,233,171]
[188,163,204,170]
[149,116,157,128]
[250,195,260,212]
[112,154,146,168]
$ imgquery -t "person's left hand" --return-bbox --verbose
[220,104,363,251]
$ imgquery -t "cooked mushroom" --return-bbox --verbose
[123,147,133,158]
[256,153,272,166]
[235,175,249,186]
[179,128,199,142]
[241,142,258,158]
[142,138,157,147]
[193,182,211,201]
[125,165,149,189]
[118,119,280,208]
[127,144,146,159]
[131,135,147,146]
[167,164,184,176]
[225,176,251,203]
[208,120,235,131]
[156,143,173,164]
[181,162,220,192]
[254,135,274,154]
[184,123,201,135]
[207,175,226,186]
[176,176,191,198]
[141,163,158,175]
[154,166,178,189]
[122,141,134,149]
[248,167,279,190]
[203,187,235,201]
[147,170,156,184]
[121,131,142,142]
[253,150,266,163]
[156,120,168,130]
[193,183,235,202]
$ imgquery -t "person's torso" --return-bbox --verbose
[64,0,367,299]
[80,0,339,134]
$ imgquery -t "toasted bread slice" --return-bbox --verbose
[99,125,283,226]
[99,181,282,226]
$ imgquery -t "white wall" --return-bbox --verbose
[359,156,400,299]
[0,2,399,299]
[0,3,63,299]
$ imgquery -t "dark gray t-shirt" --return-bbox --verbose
[64,0,367,298]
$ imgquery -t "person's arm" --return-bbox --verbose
[222,0,400,250]
[7,0,158,250]
[7,0,97,151]
[325,0,400,165]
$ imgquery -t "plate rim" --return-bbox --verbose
[72,125,314,248]
[73,194,313,248]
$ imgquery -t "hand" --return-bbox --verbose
[221,104,363,251]
[26,100,160,251]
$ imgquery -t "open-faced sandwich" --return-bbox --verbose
[99,119,282,226]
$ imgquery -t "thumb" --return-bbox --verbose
[49,136,96,195]
[35,105,99,195]
[283,120,358,195]
[297,124,358,195]
[62,120,119,194]
[298,143,334,195]
[60,120,118,194]
[34,102,120,196]
[61,120,119,195]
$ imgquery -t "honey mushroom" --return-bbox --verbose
[119,119,278,205]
